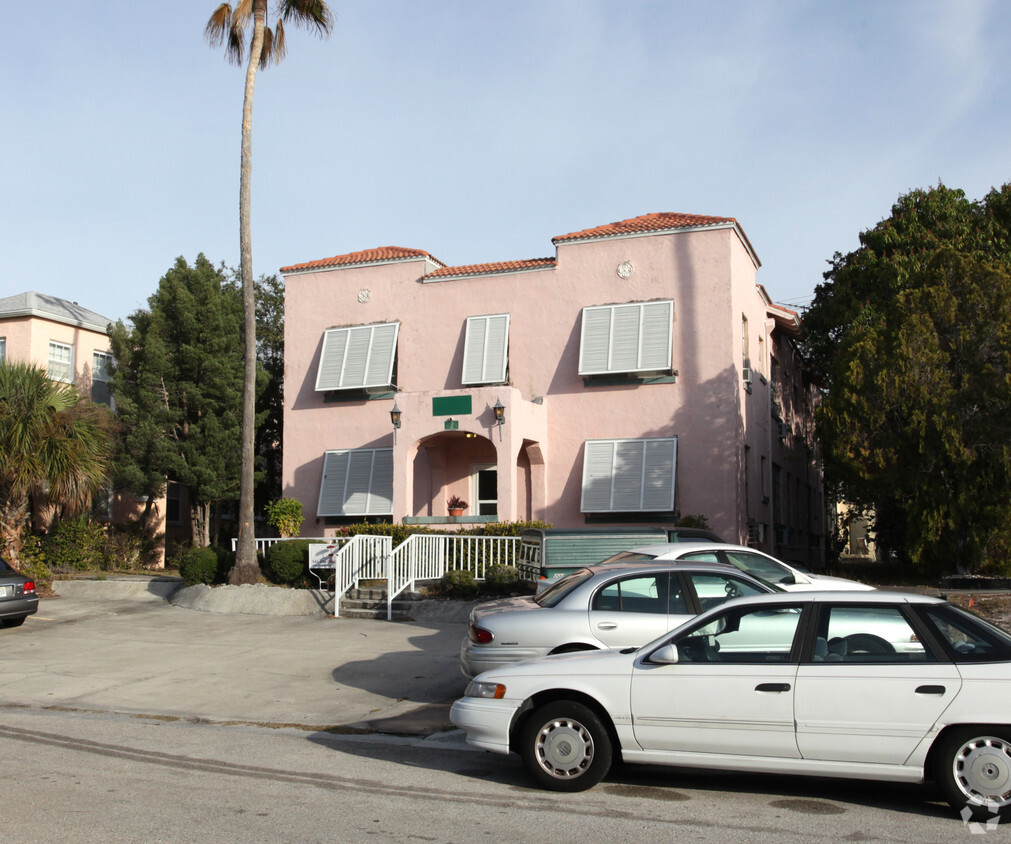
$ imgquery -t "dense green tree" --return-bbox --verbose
[206,0,334,584]
[805,184,1011,573]
[0,361,113,570]
[254,273,284,508]
[109,255,247,547]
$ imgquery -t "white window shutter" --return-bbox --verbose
[579,301,673,376]
[463,314,510,384]
[315,322,399,391]
[581,437,677,512]
[317,448,394,516]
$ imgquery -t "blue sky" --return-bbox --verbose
[4,1,1009,324]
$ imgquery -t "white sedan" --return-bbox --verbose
[537,542,874,593]
[451,591,1011,823]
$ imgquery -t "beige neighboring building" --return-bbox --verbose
[280,212,826,568]
[0,291,178,566]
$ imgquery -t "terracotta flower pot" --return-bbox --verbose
[449,508,464,517]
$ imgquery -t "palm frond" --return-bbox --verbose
[206,3,246,64]
[262,21,286,67]
[278,0,335,37]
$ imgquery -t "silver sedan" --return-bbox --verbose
[461,561,778,678]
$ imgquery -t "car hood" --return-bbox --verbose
[470,595,539,624]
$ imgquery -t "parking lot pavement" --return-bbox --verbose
[0,580,471,735]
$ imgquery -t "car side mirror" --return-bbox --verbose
[650,643,679,665]
[779,575,796,586]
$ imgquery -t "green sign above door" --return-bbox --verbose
[432,395,472,416]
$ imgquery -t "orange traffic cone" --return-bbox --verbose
[968,597,975,608]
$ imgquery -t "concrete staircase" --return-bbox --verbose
[338,586,427,620]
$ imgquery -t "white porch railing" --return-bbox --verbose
[328,535,393,618]
[386,534,520,620]
[232,536,333,555]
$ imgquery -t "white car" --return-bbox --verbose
[461,561,778,678]
[550,542,875,593]
[451,591,1011,822]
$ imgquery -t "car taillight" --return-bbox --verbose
[469,624,494,645]
[23,580,36,595]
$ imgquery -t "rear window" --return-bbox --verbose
[922,605,1011,662]
[534,569,594,607]
[598,551,659,565]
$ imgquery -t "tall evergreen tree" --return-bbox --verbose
[804,184,1011,573]
[109,255,246,547]
[205,0,334,584]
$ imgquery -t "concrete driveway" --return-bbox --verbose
[0,579,473,735]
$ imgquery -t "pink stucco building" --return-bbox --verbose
[280,212,824,566]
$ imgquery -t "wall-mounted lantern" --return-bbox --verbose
[493,397,506,441]
[390,401,402,443]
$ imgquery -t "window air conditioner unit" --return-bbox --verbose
[742,366,753,384]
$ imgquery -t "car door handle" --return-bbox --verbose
[755,683,791,693]
[915,685,946,695]
[596,622,618,630]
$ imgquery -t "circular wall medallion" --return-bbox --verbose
[616,261,634,279]
[357,288,371,303]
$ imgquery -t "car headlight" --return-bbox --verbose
[465,680,507,699]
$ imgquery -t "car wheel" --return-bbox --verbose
[843,633,894,654]
[935,727,1011,822]
[1,616,26,628]
[519,701,612,792]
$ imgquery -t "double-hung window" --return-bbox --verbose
[315,322,399,392]
[581,437,677,513]
[462,313,509,385]
[579,300,673,376]
[317,448,393,517]
[48,341,74,383]
[92,351,113,406]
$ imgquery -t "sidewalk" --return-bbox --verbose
[0,579,474,736]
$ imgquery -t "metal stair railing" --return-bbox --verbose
[331,534,392,618]
[386,534,520,620]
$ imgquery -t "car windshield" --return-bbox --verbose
[534,569,595,608]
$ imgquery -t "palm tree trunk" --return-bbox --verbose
[230,0,267,585]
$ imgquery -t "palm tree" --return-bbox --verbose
[206,1,334,584]
[0,361,113,570]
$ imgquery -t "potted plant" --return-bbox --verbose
[447,495,468,517]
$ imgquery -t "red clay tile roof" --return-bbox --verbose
[552,212,739,243]
[426,257,556,279]
[280,246,442,274]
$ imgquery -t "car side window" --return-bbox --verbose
[686,573,766,613]
[815,605,930,662]
[922,605,1011,662]
[674,604,804,663]
[593,573,668,615]
[679,551,720,564]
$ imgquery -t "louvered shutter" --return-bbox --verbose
[581,438,677,512]
[317,449,394,516]
[579,301,673,375]
[315,323,399,391]
[462,314,510,384]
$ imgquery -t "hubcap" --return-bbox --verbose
[535,717,593,779]
[954,736,1011,806]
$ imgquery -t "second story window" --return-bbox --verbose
[0,337,5,362]
[578,300,673,377]
[92,351,114,407]
[462,313,510,385]
[48,341,74,383]
[315,322,399,392]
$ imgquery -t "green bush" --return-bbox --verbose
[43,517,107,572]
[440,568,478,598]
[263,539,310,585]
[265,498,304,538]
[179,546,228,586]
[18,534,52,590]
[484,564,519,595]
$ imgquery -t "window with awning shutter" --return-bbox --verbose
[581,437,677,512]
[578,300,673,376]
[317,449,394,516]
[462,313,510,385]
[315,322,399,391]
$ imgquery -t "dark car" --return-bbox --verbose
[0,557,39,628]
